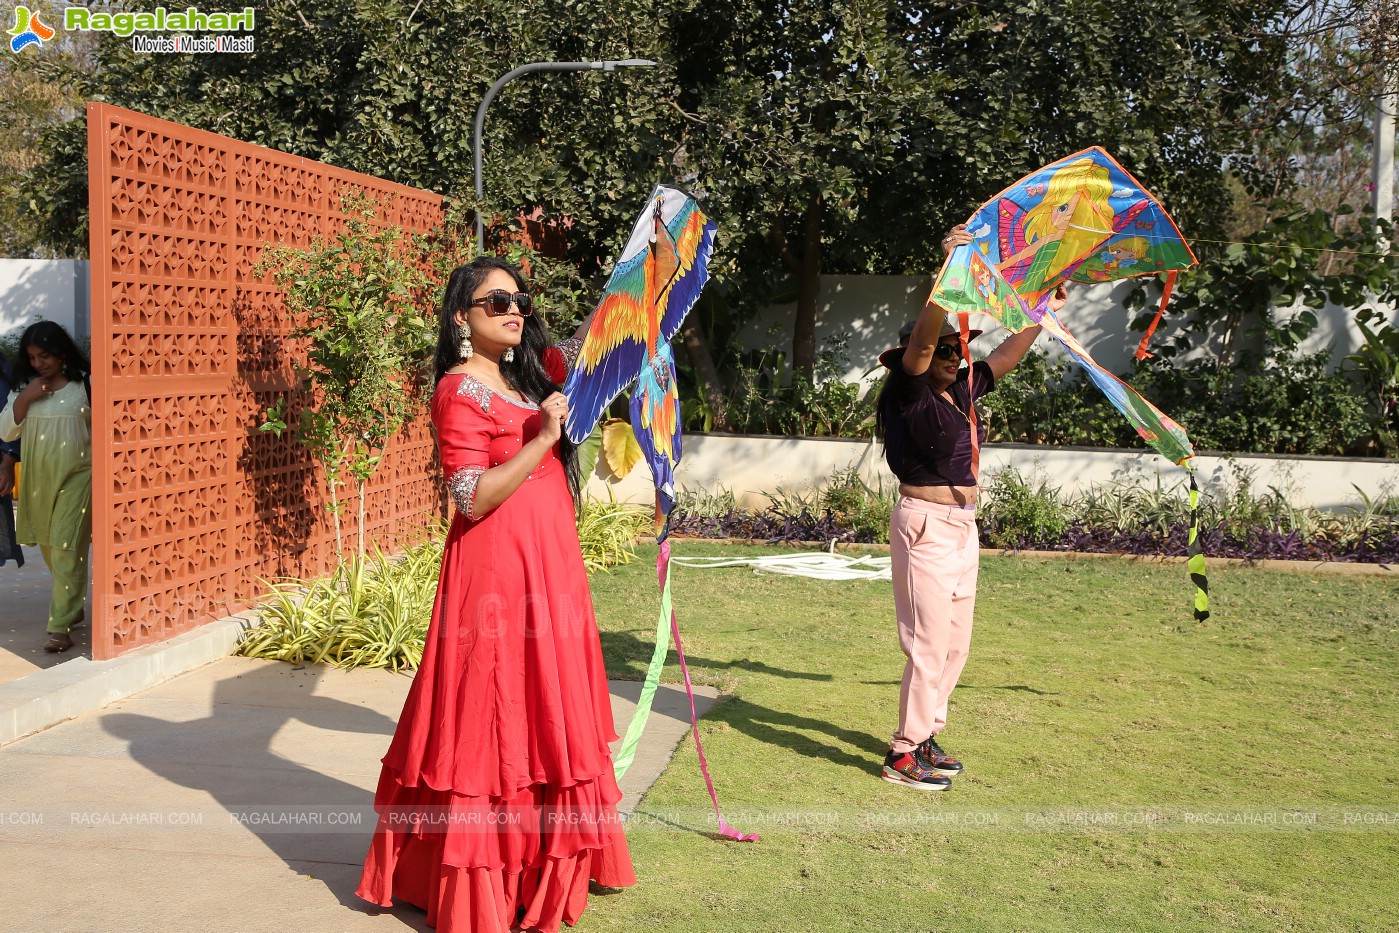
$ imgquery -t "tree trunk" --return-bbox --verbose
[329,475,343,567]
[679,315,729,431]
[357,479,366,562]
[791,191,824,379]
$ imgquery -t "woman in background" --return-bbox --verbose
[0,322,92,652]
[0,352,24,568]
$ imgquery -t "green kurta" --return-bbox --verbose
[0,381,92,551]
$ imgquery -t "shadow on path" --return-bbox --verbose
[100,663,429,930]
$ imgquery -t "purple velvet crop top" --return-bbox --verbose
[879,360,995,487]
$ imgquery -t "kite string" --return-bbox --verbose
[1181,234,1393,258]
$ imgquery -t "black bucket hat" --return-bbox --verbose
[879,319,983,369]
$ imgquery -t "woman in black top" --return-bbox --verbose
[875,223,1068,790]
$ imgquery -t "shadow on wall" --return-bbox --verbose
[0,260,89,344]
[232,289,318,581]
[739,273,1378,390]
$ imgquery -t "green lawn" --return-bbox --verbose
[585,543,1399,932]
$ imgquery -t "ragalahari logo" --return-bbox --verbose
[9,5,55,52]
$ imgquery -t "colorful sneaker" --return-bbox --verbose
[882,749,952,790]
[916,735,964,777]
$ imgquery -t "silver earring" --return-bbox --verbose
[458,323,473,361]
[502,347,514,363]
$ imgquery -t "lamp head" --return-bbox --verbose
[601,58,658,71]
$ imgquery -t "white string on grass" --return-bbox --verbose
[671,549,891,581]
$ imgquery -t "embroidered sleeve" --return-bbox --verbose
[447,466,485,519]
[433,377,493,517]
[556,336,583,373]
[455,373,493,411]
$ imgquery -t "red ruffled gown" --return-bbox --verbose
[357,356,635,932]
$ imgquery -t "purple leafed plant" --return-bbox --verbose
[669,507,882,545]
[670,506,1399,564]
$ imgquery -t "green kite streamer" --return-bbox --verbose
[1187,468,1210,621]
[612,555,674,781]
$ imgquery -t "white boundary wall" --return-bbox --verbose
[0,259,90,343]
[743,275,1394,394]
[8,259,1392,510]
[586,434,1399,512]
[1,261,1389,381]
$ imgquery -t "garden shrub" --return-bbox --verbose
[690,333,877,438]
[1132,352,1372,455]
[977,469,1071,548]
[237,496,652,670]
[680,322,1385,456]
[819,468,896,543]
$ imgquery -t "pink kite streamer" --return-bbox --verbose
[658,540,758,842]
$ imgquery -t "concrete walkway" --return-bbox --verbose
[0,545,716,931]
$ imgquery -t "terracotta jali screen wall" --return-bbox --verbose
[87,103,446,659]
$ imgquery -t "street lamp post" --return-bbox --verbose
[473,59,657,252]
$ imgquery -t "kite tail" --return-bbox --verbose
[665,556,759,842]
[1186,466,1210,621]
[959,312,981,484]
[654,494,672,544]
[611,550,673,780]
[613,540,758,842]
[1134,270,1179,361]
[612,536,681,780]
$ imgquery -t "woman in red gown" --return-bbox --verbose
[357,258,635,931]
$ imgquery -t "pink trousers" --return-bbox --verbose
[888,496,979,753]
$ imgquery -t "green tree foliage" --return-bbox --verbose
[1131,206,1399,369]
[1229,1,1399,233]
[1347,306,1399,451]
[665,0,1295,375]
[25,0,1303,387]
[29,0,678,263]
[661,0,952,376]
[33,5,1294,252]
[0,28,96,257]
[256,191,437,562]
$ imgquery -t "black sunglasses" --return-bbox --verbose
[469,289,533,316]
[934,342,964,360]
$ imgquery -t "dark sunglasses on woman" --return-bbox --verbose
[933,342,964,360]
[469,290,534,316]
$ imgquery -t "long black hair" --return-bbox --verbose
[14,321,90,391]
[434,257,581,501]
